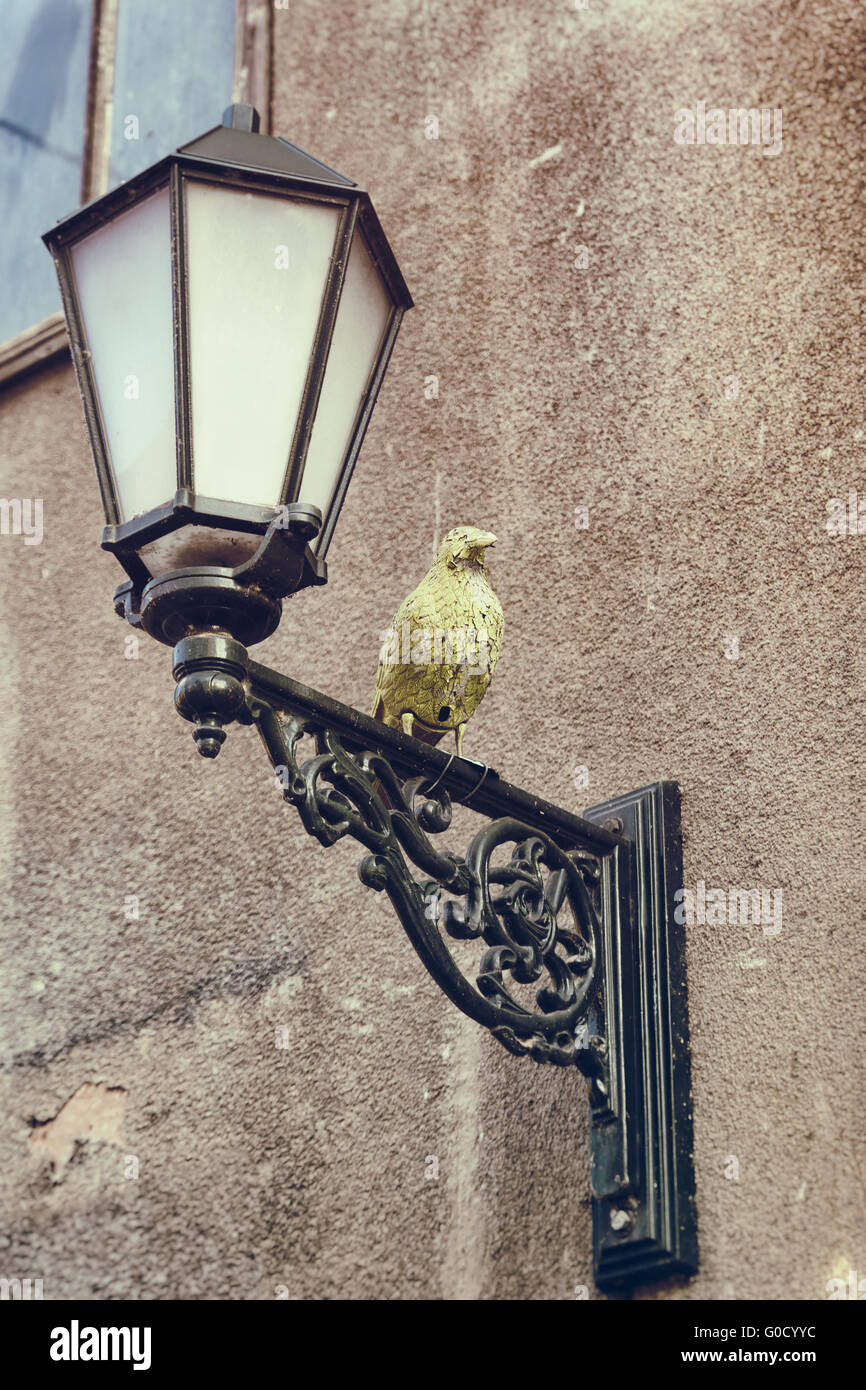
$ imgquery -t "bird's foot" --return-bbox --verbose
[401,712,415,738]
[455,723,467,757]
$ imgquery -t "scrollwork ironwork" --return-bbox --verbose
[165,637,697,1290]
[252,699,606,1077]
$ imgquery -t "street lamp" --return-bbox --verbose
[43,103,411,646]
[44,108,698,1293]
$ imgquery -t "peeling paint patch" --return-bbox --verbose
[29,1082,127,1171]
[738,951,767,970]
[528,143,562,168]
[381,978,417,999]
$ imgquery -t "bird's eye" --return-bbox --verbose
[438,705,451,721]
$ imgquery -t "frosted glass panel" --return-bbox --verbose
[71,187,176,522]
[301,230,392,527]
[186,183,339,508]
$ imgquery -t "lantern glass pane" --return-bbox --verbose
[70,186,176,522]
[300,229,392,527]
[185,182,340,509]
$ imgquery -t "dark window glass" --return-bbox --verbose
[0,0,91,341]
[0,0,237,347]
[109,0,236,187]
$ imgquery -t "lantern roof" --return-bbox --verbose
[43,107,411,311]
[178,123,357,189]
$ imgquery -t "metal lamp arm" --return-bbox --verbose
[164,630,698,1292]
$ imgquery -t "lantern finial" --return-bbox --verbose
[222,103,260,132]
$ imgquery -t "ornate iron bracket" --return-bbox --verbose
[168,631,698,1293]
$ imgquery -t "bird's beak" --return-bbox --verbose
[458,532,497,563]
[472,532,497,563]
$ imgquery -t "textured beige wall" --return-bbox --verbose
[1,0,865,1300]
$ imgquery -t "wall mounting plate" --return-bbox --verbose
[582,781,698,1291]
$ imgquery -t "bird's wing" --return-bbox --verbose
[372,577,440,714]
[373,571,469,725]
[485,591,504,676]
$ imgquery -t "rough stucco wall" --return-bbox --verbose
[1,0,864,1300]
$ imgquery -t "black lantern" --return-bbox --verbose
[43,104,412,645]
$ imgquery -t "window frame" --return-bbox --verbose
[0,0,271,391]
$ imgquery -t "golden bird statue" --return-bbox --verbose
[371,525,504,757]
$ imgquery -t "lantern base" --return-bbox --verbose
[113,510,325,647]
[136,568,283,647]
